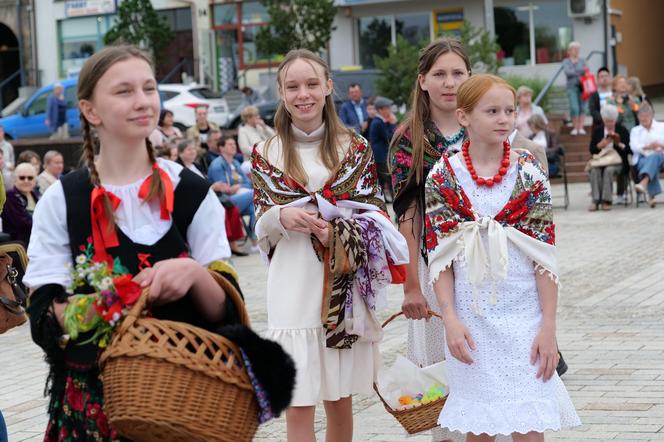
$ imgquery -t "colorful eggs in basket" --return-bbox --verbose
[397,383,447,409]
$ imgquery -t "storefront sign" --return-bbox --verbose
[433,8,464,38]
[65,0,116,18]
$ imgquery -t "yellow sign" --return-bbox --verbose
[433,8,464,37]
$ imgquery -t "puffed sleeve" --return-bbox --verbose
[186,188,232,265]
[23,181,73,289]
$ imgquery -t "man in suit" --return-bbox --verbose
[339,83,368,134]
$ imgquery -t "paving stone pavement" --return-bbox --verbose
[1,181,664,442]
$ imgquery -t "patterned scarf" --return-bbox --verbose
[425,152,556,311]
[252,133,386,218]
[251,133,388,349]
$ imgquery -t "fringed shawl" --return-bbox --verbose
[424,152,558,313]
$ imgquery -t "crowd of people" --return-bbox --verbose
[562,41,663,210]
[6,34,663,442]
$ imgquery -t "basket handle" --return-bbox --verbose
[115,288,150,337]
[381,310,443,329]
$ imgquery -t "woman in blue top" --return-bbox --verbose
[207,136,256,244]
[562,41,587,136]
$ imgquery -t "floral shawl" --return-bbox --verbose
[251,133,407,348]
[424,152,557,313]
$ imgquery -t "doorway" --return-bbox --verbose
[0,22,20,110]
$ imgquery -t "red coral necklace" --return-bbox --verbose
[462,139,511,187]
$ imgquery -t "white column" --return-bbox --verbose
[484,0,495,37]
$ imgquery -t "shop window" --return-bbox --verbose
[494,0,573,66]
[214,4,237,26]
[358,13,430,69]
[242,1,269,24]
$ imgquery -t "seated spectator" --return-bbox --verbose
[631,103,664,207]
[155,142,178,161]
[1,163,39,243]
[0,124,14,171]
[0,150,13,191]
[200,129,223,176]
[516,85,547,138]
[176,139,205,177]
[37,150,64,194]
[339,83,368,134]
[185,105,219,150]
[208,137,256,248]
[368,96,396,201]
[17,149,42,174]
[237,105,275,172]
[587,104,630,211]
[149,109,183,147]
[527,113,563,178]
[607,75,640,132]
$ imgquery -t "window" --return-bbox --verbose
[27,91,49,116]
[190,87,222,99]
[357,13,430,69]
[212,1,272,73]
[494,0,573,66]
[64,86,77,108]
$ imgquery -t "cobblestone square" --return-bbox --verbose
[2,181,664,441]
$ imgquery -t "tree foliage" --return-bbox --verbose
[103,0,173,63]
[442,20,502,74]
[256,0,337,56]
[374,36,420,107]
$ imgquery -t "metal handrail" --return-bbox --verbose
[0,69,22,109]
[159,58,193,84]
[533,50,605,106]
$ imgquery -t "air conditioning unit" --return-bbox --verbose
[568,0,602,18]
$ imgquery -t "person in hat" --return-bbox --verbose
[368,97,397,201]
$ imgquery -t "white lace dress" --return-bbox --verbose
[436,155,580,436]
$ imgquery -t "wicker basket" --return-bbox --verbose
[99,279,258,442]
[374,311,447,435]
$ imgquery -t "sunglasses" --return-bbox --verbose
[18,176,35,181]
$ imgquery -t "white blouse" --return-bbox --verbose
[24,158,230,289]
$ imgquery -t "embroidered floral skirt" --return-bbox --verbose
[44,369,124,442]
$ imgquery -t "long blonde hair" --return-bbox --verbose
[78,45,164,230]
[267,49,352,186]
[391,38,471,185]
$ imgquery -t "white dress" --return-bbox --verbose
[436,155,580,436]
[254,125,383,406]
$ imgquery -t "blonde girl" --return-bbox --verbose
[251,49,407,442]
[424,74,580,440]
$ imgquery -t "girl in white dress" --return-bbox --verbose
[251,49,407,441]
[389,38,471,442]
[425,74,580,441]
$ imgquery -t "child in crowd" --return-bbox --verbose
[425,74,580,440]
[251,48,407,441]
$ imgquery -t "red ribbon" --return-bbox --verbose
[137,253,152,270]
[90,187,122,266]
[138,163,174,220]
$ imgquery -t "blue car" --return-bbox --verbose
[0,78,80,140]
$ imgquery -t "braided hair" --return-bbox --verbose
[77,45,165,230]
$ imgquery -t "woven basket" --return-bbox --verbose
[374,311,447,435]
[99,277,258,442]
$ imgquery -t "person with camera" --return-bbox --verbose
[587,104,630,211]
[607,75,640,132]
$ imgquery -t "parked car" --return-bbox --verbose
[158,83,231,131]
[0,78,80,140]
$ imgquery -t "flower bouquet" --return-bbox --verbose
[63,242,143,348]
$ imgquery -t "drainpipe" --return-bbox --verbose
[16,0,25,85]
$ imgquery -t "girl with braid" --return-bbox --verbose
[24,46,245,440]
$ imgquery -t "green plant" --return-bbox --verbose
[373,36,421,108]
[502,74,550,112]
[256,0,337,56]
[441,20,502,74]
[103,0,173,64]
